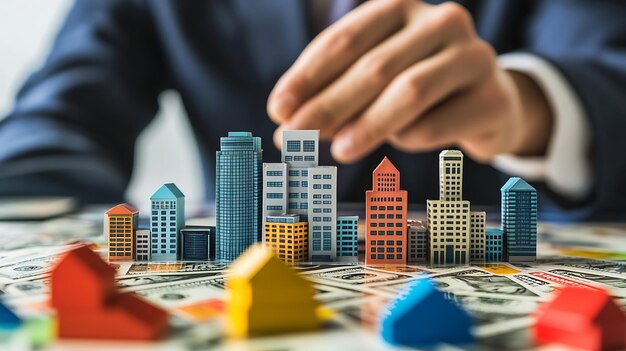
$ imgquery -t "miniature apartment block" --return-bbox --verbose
[282,130,318,221]
[501,177,537,262]
[380,278,473,347]
[365,157,408,265]
[181,226,216,261]
[262,163,288,225]
[336,216,359,262]
[485,228,504,262]
[534,286,626,350]
[226,245,321,338]
[216,132,263,262]
[134,229,151,261]
[307,166,337,261]
[428,150,472,265]
[469,211,486,262]
[262,130,338,262]
[105,203,138,261]
[407,220,427,264]
[150,183,185,261]
[51,246,168,340]
[427,200,470,265]
[264,214,308,265]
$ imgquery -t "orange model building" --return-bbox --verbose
[105,203,138,261]
[365,157,408,265]
[51,245,168,340]
[264,214,308,265]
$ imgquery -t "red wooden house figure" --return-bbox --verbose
[51,245,169,340]
[534,286,626,350]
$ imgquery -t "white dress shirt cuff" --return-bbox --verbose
[492,53,593,201]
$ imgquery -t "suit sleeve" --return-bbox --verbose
[521,0,626,220]
[0,0,163,203]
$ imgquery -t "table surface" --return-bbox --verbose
[1,205,625,351]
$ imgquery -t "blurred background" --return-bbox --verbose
[0,0,205,210]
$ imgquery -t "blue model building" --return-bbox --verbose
[216,132,263,262]
[336,216,358,262]
[150,183,185,261]
[380,278,473,347]
[485,228,504,262]
[0,300,21,329]
[501,177,537,262]
[181,226,216,261]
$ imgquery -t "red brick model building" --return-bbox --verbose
[365,157,408,265]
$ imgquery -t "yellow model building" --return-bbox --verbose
[105,203,139,261]
[226,244,321,338]
[264,214,308,265]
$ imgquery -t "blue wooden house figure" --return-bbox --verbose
[0,300,21,330]
[380,278,473,347]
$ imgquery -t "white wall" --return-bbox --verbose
[0,0,205,210]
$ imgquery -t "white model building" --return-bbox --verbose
[427,150,471,265]
[262,130,338,262]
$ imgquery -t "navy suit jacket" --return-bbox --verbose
[1,0,626,221]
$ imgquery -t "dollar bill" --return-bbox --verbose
[510,274,557,295]
[431,269,539,297]
[526,271,598,291]
[120,262,228,276]
[313,284,359,302]
[552,259,626,276]
[292,264,344,273]
[117,272,223,290]
[302,266,413,286]
[547,268,626,297]
[447,293,540,325]
[477,325,532,351]
[0,253,60,282]
[131,275,227,308]
[0,217,102,251]
[0,278,48,298]
[366,265,430,275]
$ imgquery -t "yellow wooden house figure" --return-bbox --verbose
[226,244,321,337]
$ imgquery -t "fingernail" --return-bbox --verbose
[331,135,355,163]
[273,126,285,150]
[269,93,296,120]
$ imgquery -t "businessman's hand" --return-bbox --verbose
[267,0,552,163]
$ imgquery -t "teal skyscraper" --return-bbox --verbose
[501,177,537,262]
[216,132,262,261]
[150,183,185,261]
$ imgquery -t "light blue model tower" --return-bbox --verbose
[336,216,359,262]
[485,228,504,262]
[216,132,263,262]
[150,183,185,261]
[501,177,537,262]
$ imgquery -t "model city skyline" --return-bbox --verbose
[105,130,537,265]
